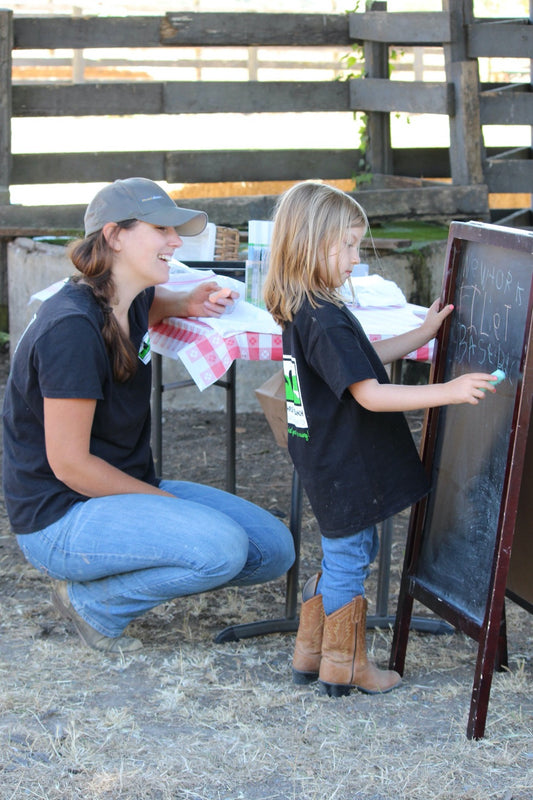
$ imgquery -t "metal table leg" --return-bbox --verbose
[214,468,302,642]
[151,354,236,493]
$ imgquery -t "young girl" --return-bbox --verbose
[3,177,295,654]
[263,181,498,697]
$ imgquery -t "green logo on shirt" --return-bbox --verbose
[283,355,308,432]
[138,331,151,364]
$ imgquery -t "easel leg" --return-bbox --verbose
[389,576,414,675]
[467,601,508,739]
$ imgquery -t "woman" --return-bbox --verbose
[2,177,295,653]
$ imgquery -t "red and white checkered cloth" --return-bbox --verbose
[150,317,283,390]
[150,306,433,392]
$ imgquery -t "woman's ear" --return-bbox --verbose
[102,222,120,250]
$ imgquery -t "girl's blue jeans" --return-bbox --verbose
[16,480,295,638]
[318,525,379,615]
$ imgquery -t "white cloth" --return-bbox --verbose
[343,274,407,308]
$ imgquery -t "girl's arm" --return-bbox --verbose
[350,372,498,413]
[44,397,175,498]
[149,283,238,326]
[372,299,453,365]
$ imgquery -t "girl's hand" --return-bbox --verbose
[185,282,239,317]
[419,299,454,340]
[446,372,498,405]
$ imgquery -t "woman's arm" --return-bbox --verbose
[44,397,174,498]
[372,299,453,365]
[149,283,238,326]
[350,372,498,413]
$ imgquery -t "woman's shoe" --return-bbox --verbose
[292,573,324,685]
[52,581,143,653]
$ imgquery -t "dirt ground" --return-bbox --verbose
[0,346,532,800]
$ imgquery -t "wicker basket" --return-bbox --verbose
[214,226,241,261]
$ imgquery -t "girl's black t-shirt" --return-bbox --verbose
[282,298,430,538]
[2,281,157,534]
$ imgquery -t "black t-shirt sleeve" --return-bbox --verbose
[307,323,379,401]
[34,316,108,400]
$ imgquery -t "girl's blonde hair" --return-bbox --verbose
[263,181,368,327]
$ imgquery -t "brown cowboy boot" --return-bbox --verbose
[292,573,324,685]
[319,595,401,697]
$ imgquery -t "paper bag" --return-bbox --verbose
[255,369,287,448]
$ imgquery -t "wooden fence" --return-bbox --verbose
[0,1,532,315]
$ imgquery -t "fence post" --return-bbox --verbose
[443,0,485,187]
[364,0,393,176]
[0,8,13,333]
[72,7,85,83]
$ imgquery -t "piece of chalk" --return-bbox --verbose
[481,369,505,392]
[490,369,506,385]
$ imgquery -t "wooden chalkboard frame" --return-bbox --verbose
[390,220,533,740]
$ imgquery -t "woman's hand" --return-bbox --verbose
[185,282,239,317]
[150,283,239,325]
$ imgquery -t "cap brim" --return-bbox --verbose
[143,208,208,236]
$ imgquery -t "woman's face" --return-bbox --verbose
[110,221,183,288]
[321,225,365,289]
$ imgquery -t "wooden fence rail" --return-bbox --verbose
[1,4,532,235]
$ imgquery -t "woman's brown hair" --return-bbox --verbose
[68,220,139,383]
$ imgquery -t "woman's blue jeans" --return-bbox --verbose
[318,526,379,615]
[16,480,295,638]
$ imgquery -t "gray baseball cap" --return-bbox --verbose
[84,177,208,237]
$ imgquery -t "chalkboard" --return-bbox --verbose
[415,223,533,623]
[391,220,533,740]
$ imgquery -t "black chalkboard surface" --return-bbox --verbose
[391,221,533,740]
[416,225,532,623]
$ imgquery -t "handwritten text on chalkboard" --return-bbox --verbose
[450,242,529,381]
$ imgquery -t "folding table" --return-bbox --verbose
[150,276,443,641]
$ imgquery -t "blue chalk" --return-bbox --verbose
[490,369,506,385]
[481,369,505,393]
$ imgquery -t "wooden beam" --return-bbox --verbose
[0,10,12,201]
[162,13,351,47]
[467,20,533,59]
[349,11,451,45]
[349,78,453,115]
[13,15,162,49]
[0,204,86,236]
[363,1,392,179]
[351,184,489,220]
[12,81,350,117]
[13,13,351,50]
[11,152,168,184]
[0,185,490,235]
[447,60,485,185]
[10,150,363,186]
[10,147,514,188]
[0,10,12,329]
[392,148,450,178]
[480,87,533,126]
[485,159,533,193]
[165,150,362,184]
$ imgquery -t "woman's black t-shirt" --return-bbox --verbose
[282,297,430,538]
[2,281,157,534]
